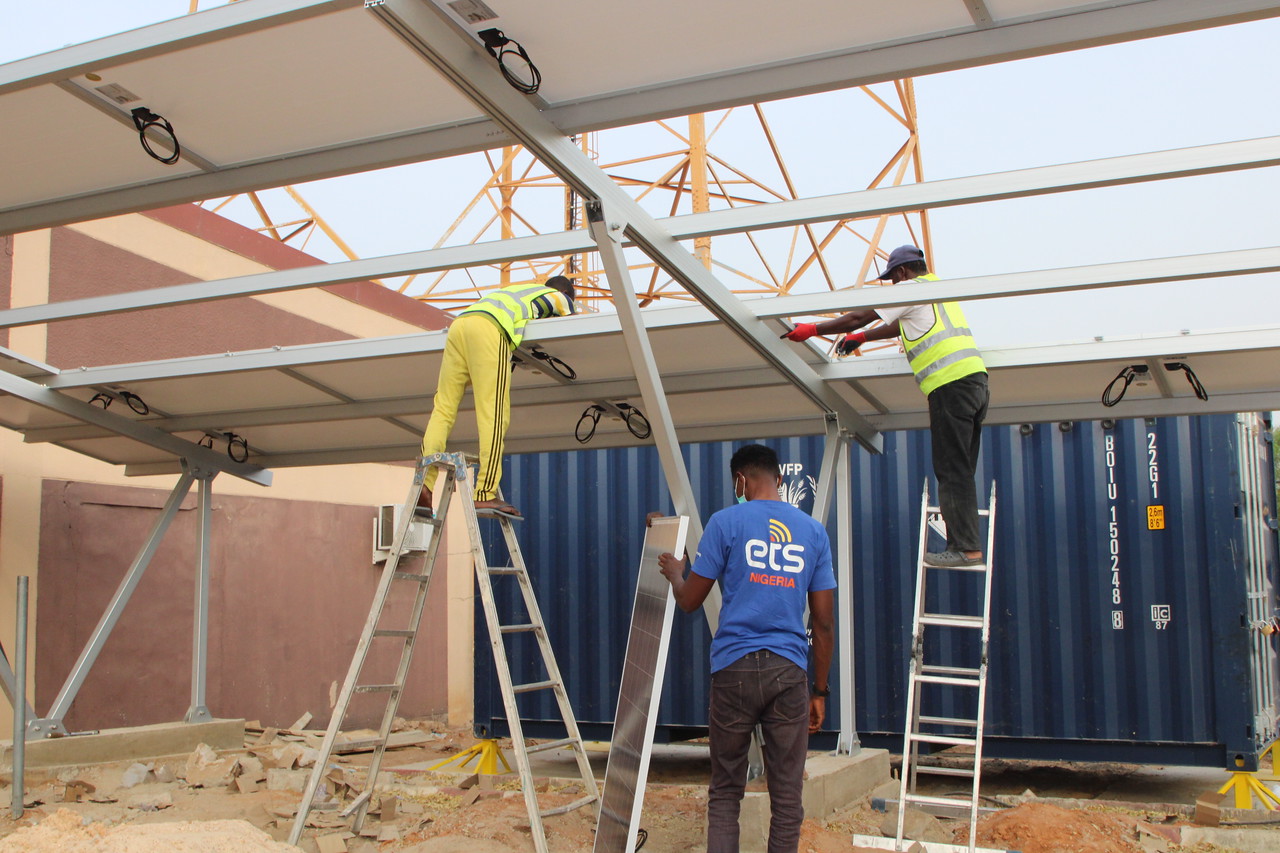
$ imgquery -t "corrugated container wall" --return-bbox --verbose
[474,414,1279,769]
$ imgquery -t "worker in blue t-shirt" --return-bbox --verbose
[656,444,836,853]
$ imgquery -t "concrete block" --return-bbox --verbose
[267,768,311,792]
[1,719,244,770]
[739,792,770,853]
[801,749,892,820]
[1181,826,1280,853]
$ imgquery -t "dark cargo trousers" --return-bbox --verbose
[707,649,810,853]
[927,371,990,553]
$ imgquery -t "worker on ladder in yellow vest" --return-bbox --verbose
[419,277,576,518]
[783,245,990,568]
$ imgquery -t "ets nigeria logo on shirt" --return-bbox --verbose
[745,518,806,589]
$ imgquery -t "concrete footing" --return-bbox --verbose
[739,748,891,852]
[0,718,244,769]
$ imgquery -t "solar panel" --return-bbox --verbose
[594,514,688,853]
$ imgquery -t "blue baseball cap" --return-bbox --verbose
[877,245,925,280]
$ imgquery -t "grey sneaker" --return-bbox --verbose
[925,550,984,568]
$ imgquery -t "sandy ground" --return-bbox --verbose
[0,721,1278,852]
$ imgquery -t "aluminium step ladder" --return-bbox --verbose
[289,452,599,850]
[895,480,997,853]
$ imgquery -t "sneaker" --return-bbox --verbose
[925,550,984,568]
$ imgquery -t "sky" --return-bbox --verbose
[2,3,1279,350]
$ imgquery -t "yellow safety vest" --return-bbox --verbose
[461,284,568,346]
[899,275,986,396]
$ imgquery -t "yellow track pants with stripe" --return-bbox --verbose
[420,313,513,501]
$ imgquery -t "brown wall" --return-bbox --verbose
[36,480,448,730]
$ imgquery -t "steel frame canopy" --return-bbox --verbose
[3,0,1280,758]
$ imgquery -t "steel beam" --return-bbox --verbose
[3,135,1276,332]
[586,200,715,629]
[30,471,197,737]
[0,368,270,485]
[184,467,216,724]
[810,417,842,526]
[766,247,1280,320]
[369,0,884,452]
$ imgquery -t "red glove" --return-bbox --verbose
[836,331,867,356]
[782,323,818,342]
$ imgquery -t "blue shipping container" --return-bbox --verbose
[474,414,1279,769]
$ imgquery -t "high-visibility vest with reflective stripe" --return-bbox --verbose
[899,275,986,396]
[461,284,569,346]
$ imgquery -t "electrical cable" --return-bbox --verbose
[88,393,112,409]
[1165,361,1209,401]
[226,432,249,463]
[477,28,541,94]
[130,107,181,165]
[617,403,652,440]
[634,827,648,850]
[199,435,214,449]
[1101,364,1149,407]
[576,405,605,444]
[527,347,577,380]
[118,390,149,415]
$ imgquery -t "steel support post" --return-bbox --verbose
[185,467,216,723]
[29,470,197,737]
[11,576,28,818]
[810,416,842,526]
[834,435,859,754]
[368,0,883,453]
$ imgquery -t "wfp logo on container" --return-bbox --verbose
[778,461,816,510]
[745,519,806,577]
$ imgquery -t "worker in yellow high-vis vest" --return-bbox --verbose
[419,277,576,518]
[781,246,989,568]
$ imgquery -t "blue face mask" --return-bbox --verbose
[735,476,747,504]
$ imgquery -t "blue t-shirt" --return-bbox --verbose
[690,499,836,673]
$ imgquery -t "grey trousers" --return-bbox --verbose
[707,649,810,853]
[927,371,990,552]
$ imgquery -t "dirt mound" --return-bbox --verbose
[0,808,297,853]
[971,802,1141,853]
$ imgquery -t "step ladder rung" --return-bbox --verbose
[512,679,558,694]
[486,566,522,575]
[354,684,400,694]
[393,572,431,583]
[925,562,989,573]
[930,506,991,518]
[919,614,985,629]
[903,793,978,810]
[540,793,598,817]
[499,623,541,635]
[340,789,373,817]
[373,629,416,639]
[920,665,981,678]
[917,714,979,728]
[910,764,977,778]
[915,673,981,687]
[907,732,977,747]
[524,737,576,755]
[410,510,442,525]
